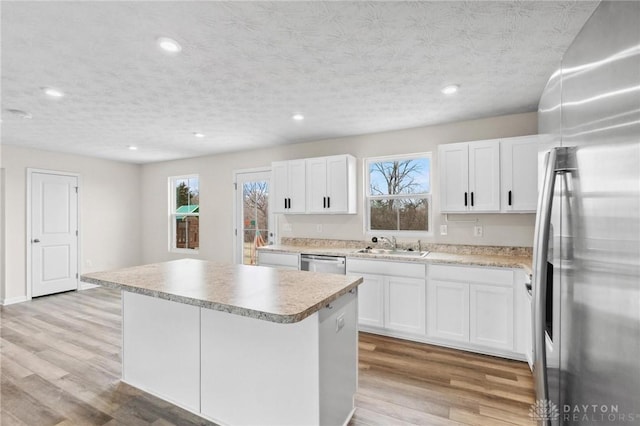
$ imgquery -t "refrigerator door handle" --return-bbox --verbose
[532,147,560,416]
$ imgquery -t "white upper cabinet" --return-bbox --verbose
[439,140,500,213]
[306,154,356,214]
[271,159,306,214]
[500,136,538,212]
[439,142,469,213]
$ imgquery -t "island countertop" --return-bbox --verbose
[81,258,363,324]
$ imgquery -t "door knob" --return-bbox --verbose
[32,239,40,243]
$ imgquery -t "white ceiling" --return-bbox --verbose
[1,1,598,164]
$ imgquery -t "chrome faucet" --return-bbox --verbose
[377,236,397,250]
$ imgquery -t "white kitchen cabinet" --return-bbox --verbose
[257,251,300,270]
[514,269,533,369]
[427,264,515,353]
[469,283,514,350]
[386,276,426,335]
[356,273,384,328]
[306,155,356,214]
[439,140,500,213]
[427,279,470,342]
[500,135,538,212]
[346,259,425,337]
[271,159,306,214]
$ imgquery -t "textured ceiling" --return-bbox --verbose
[1,1,598,164]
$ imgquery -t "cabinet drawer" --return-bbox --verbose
[428,264,513,286]
[257,252,300,268]
[346,259,425,279]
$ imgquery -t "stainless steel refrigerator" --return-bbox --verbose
[534,1,640,425]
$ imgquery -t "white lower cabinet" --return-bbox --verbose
[427,264,516,354]
[469,284,514,350]
[427,280,470,342]
[386,276,426,335]
[346,259,426,338]
[357,273,384,328]
[257,251,300,270]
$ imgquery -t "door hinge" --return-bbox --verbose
[76,273,79,279]
[75,230,78,236]
[75,186,78,193]
[234,183,237,190]
[234,229,237,236]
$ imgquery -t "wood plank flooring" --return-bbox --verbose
[1,287,535,425]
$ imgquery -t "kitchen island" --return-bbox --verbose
[82,259,363,426]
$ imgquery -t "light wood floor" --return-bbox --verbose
[0,287,535,425]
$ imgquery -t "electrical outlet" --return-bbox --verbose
[474,225,483,237]
[316,224,323,233]
[440,224,448,235]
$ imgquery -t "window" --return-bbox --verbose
[365,153,432,234]
[170,175,199,251]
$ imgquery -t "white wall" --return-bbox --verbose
[0,145,143,302]
[141,112,537,265]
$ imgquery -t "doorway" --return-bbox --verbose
[234,169,272,265]
[28,170,79,298]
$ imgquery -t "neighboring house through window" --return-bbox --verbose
[170,175,199,251]
[365,153,432,235]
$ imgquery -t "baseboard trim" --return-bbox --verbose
[1,295,28,305]
[79,281,100,290]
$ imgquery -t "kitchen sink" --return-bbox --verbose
[354,248,429,258]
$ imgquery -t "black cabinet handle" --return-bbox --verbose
[508,190,512,206]
[464,192,468,206]
[323,197,326,208]
[471,192,474,207]
[327,197,330,208]
[287,198,291,209]
[284,198,287,209]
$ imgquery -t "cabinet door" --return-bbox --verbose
[356,273,384,328]
[439,143,469,212]
[427,280,469,342]
[257,252,300,270]
[306,157,327,213]
[288,160,307,213]
[271,161,289,214]
[326,156,348,213]
[501,137,538,212]
[468,140,500,212]
[385,276,426,335]
[469,284,514,350]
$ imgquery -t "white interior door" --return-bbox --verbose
[31,172,79,297]
[234,170,272,265]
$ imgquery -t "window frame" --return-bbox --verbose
[364,153,433,237]
[169,174,200,253]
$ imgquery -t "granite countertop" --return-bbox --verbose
[258,244,533,274]
[81,259,363,324]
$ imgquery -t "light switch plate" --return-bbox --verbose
[474,225,483,237]
[440,225,448,235]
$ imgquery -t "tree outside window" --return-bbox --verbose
[170,176,199,251]
[366,154,432,234]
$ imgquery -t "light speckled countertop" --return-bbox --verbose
[258,244,533,274]
[82,259,363,324]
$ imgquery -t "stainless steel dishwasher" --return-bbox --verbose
[300,254,346,274]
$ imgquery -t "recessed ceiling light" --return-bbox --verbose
[157,37,182,54]
[292,113,305,121]
[128,145,138,151]
[193,132,205,138]
[441,84,460,95]
[42,87,65,98]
